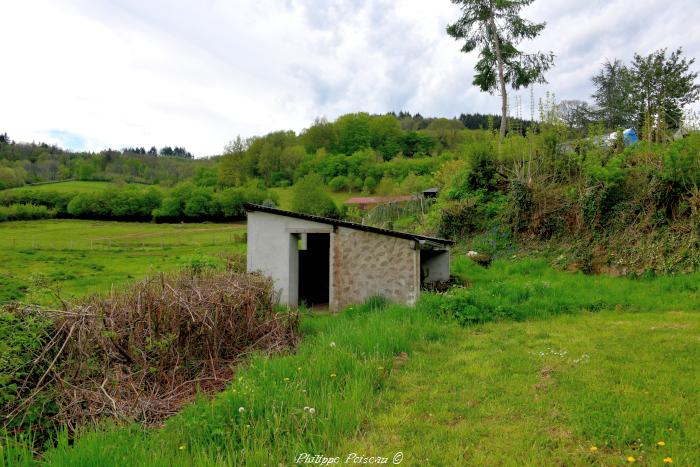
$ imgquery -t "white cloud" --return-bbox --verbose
[1,0,699,155]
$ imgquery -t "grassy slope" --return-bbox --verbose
[4,181,141,194]
[7,259,696,465]
[0,220,245,304]
[30,305,447,466]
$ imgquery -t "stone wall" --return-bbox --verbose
[331,227,420,311]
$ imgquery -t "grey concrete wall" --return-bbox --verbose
[247,211,331,306]
[420,250,451,284]
[331,226,420,311]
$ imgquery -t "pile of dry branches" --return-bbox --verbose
[4,269,298,432]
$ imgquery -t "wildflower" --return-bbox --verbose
[284,377,290,382]
[297,367,302,371]
[627,456,635,463]
[238,406,245,414]
[330,373,336,378]
[309,407,316,415]
[303,406,310,412]
[330,342,336,348]
[178,445,186,451]
[589,446,598,453]
[657,441,666,447]
[663,457,673,464]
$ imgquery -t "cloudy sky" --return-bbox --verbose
[2,0,700,156]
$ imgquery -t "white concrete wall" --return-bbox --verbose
[247,211,332,306]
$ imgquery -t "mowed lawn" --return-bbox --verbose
[0,219,246,304]
[344,310,700,465]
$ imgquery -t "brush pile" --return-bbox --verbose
[2,268,298,434]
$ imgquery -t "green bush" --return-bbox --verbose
[67,187,162,221]
[662,133,700,192]
[0,190,74,214]
[0,308,56,435]
[291,174,338,218]
[0,204,55,222]
[328,175,349,192]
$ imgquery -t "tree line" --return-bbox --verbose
[0,138,208,189]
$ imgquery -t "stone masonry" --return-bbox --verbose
[331,226,420,311]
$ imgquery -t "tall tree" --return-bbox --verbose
[447,0,554,140]
[631,48,700,136]
[557,99,595,132]
[591,59,636,129]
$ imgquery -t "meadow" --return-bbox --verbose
[5,181,147,194]
[0,219,245,304]
[3,253,699,465]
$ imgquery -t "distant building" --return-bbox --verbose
[343,195,417,211]
[246,204,453,311]
[422,188,439,198]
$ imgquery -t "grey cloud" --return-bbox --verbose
[4,0,700,155]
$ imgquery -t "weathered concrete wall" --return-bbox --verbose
[247,211,331,306]
[331,226,420,311]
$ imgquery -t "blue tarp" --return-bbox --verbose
[623,128,639,146]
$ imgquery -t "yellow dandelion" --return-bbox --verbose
[297,367,302,371]
[284,377,290,382]
[627,456,635,463]
[178,445,186,451]
[663,457,673,464]
[657,441,666,447]
[589,446,598,453]
[330,373,336,378]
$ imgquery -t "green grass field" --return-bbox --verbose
[16,307,698,466]
[4,181,148,194]
[2,255,696,465]
[344,310,699,465]
[3,219,700,465]
[0,219,245,304]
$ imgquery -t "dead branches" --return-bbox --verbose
[2,269,298,435]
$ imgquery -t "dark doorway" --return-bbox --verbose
[298,233,330,307]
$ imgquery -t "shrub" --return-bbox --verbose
[662,133,700,192]
[291,174,338,218]
[0,190,74,214]
[328,175,349,192]
[0,204,55,222]
[0,307,55,435]
[1,269,298,439]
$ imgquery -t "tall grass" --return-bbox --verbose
[18,302,447,466]
[419,257,700,324]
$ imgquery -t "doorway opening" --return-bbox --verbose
[298,233,330,308]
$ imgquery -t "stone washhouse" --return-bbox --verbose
[245,204,453,311]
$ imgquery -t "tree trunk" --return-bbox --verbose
[489,17,508,140]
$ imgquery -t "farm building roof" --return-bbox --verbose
[244,204,454,246]
[344,195,417,205]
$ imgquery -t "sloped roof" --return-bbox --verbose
[245,204,454,246]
